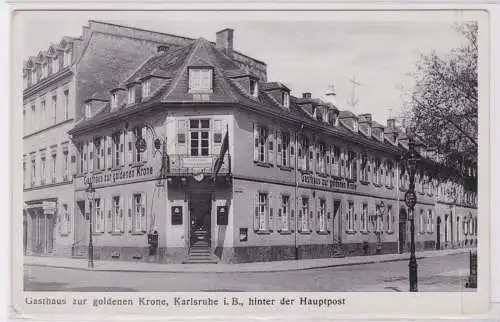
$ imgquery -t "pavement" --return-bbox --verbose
[24,248,471,273]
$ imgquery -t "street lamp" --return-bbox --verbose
[86,182,96,269]
[405,131,420,292]
[376,201,385,254]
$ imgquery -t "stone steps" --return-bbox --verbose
[182,241,218,264]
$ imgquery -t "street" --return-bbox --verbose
[24,253,473,292]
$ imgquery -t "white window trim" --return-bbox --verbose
[188,68,213,93]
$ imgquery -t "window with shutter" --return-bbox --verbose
[280,195,290,232]
[189,68,213,92]
[267,129,274,165]
[253,124,260,162]
[301,197,309,232]
[319,199,326,232]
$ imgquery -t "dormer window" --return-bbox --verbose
[52,57,59,73]
[188,68,213,93]
[63,49,71,67]
[42,62,48,78]
[282,91,290,108]
[84,103,91,118]
[111,93,118,109]
[142,79,151,98]
[250,79,259,98]
[128,87,136,104]
[31,69,37,84]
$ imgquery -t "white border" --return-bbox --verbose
[6,3,497,320]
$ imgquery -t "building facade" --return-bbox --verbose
[22,20,214,257]
[67,28,478,264]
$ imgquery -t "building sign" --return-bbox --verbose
[182,157,213,169]
[82,164,155,187]
[301,174,357,190]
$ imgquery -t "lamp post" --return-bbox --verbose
[376,201,385,254]
[405,133,420,292]
[86,182,95,269]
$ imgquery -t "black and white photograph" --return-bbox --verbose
[11,8,490,318]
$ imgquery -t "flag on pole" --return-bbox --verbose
[213,125,229,180]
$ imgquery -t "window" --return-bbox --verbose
[282,91,290,108]
[386,205,393,232]
[112,196,122,233]
[31,157,36,187]
[42,62,48,78]
[298,136,310,171]
[331,146,341,177]
[111,92,118,109]
[257,193,268,231]
[427,210,433,233]
[318,199,327,232]
[61,204,70,235]
[112,132,122,167]
[250,78,259,98]
[374,158,381,185]
[23,161,26,188]
[132,127,144,162]
[419,209,425,234]
[317,142,326,174]
[84,103,91,118]
[93,198,104,233]
[63,151,69,181]
[51,153,57,183]
[142,79,151,98]
[31,68,37,84]
[277,131,290,167]
[132,193,146,232]
[63,90,69,120]
[189,119,210,156]
[177,120,186,144]
[255,126,268,163]
[347,151,357,181]
[63,49,71,67]
[127,87,135,104]
[360,154,369,182]
[279,195,290,232]
[386,161,394,187]
[52,56,59,74]
[30,104,36,132]
[346,201,355,232]
[300,197,310,232]
[40,156,46,185]
[94,137,104,170]
[188,68,213,92]
[41,99,46,127]
[361,203,368,232]
[52,95,57,124]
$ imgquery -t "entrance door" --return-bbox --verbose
[189,194,212,247]
[436,216,441,250]
[399,207,407,253]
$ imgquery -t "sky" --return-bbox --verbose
[17,11,470,126]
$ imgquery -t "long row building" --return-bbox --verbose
[23,21,477,263]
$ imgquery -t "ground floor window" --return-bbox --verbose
[279,195,290,232]
[112,196,123,233]
[254,192,268,232]
[300,197,310,232]
[386,205,393,233]
[318,199,327,232]
[93,198,105,233]
[346,201,354,232]
[427,210,433,233]
[361,203,368,232]
[132,193,146,233]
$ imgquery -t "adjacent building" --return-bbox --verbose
[67,28,477,264]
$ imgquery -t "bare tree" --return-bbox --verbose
[405,22,478,184]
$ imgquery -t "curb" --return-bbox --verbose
[24,251,463,274]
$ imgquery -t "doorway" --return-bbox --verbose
[189,194,212,247]
[436,216,441,250]
[333,200,341,244]
[399,207,407,253]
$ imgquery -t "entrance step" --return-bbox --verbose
[182,241,218,264]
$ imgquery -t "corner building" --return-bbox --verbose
[69,29,477,264]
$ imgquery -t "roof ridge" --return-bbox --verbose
[88,20,195,41]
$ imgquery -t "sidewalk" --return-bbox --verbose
[24,248,470,273]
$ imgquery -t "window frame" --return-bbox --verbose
[189,119,211,157]
[188,68,214,93]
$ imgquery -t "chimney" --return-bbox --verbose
[216,28,234,53]
[302,92,312,99]
[387,118,396,130]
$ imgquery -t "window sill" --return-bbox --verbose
[359,180,370,185]
[254,230,272,235]
[277,165,293,172]
[385,230,395,235]
[254,161,272,168]
[130,231,146,235]
[92,232,104,236]
[298,230,312,235]
[278,230,292,235]
[316,230,330,235]
[345,230,356,235]
[360,230,370,235]
[110,231,124,236]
